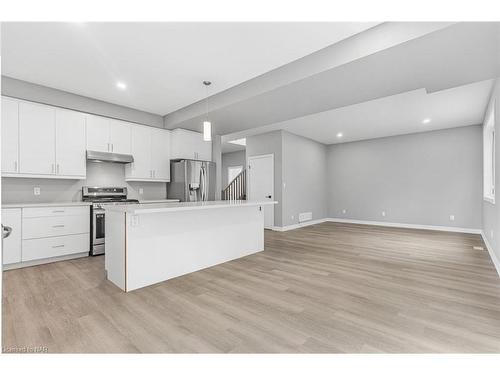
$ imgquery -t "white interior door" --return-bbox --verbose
[248,154,274,228]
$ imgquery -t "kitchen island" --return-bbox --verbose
[104,200,276,292]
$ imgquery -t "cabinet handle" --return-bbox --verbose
[52,210,65,213]
[52,245,65,248]
[52,225,65,228]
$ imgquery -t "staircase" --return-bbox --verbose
[222,169,247,200]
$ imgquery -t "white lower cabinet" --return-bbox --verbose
[2,208,22,265]
[2,205,90,267]
[22,233,89,262]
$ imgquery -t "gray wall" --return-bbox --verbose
[2,76,164,128]
[483,79,500,264]
[222,150,246,188]
[282,131,327,226]
[246,130,283,226]
[326,125,483,229]
[1,162,167,203]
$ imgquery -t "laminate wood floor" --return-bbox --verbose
[3,222,500,353]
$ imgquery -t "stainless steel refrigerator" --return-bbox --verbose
[168,159,216,202]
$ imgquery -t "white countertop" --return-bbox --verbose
[104,200,277,214]
[138,199,180,204]
[2,201,92,208]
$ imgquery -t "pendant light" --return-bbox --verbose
[202,80,212,141]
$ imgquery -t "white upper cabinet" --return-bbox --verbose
[170,128,212,161]
[19,101,56,175]
[126,124,152,180]
[55,109,86,177]
[125,125,170,182]
[86,114,110,152]
[1,97,87,179]
[109,119,131,154]
[151,128,171,180]
[86,115,131,154]
[1,97,19,174]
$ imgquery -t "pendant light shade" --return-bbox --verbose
[202,81,212,142]
[203,121,212,141]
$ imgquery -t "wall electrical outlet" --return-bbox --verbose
[491,230,494,239]
[33,187,41,196]
[291,215,295,220]
[381,211,386,217]
[449,215,455,221]
[139,188,144,195]
[342,209,347,214]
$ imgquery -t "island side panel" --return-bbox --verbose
[126,205,264,291]
[105,210,127,291]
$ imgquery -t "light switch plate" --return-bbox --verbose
[449,215,455,221]
[34,187,41,196]
[139,188,144,195]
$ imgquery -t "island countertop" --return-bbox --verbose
[104,200,276,214]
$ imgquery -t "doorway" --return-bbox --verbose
[247,154,274,228]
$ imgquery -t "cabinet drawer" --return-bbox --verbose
[22,233,89,262]
[23,205,89,218]
[23,215,89,239]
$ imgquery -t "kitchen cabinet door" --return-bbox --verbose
[55,109,86,178]
[170,128,198,160]
[86,114,110,152]
[109,119,131,154]
[2,208,22,265]
[151,128,171,181]
[1,97,19,174]
[19,102,56,175]
[197,138,212,161]
[126,124,151,180]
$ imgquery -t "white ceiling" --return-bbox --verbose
[222,79,495,145]
[0,22,378,115]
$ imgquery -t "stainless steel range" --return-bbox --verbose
[82,187,139,256]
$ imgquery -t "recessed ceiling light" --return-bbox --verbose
[422,118,431,124]
[336,132,343,138]
[116,81,127,90]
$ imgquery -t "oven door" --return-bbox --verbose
[92,208,105,255]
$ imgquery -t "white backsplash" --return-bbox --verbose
[1,161,167,204]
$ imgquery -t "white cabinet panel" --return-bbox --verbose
[86,114,110,152]
[109,120,131,154]
[19,102,56,175]
[1,97,19,174]
[2,208,22,265]
[22,233,89,262]
[198,138,212,162]
[151,128,170,180]
[56,109,86,177]
[23,215,89,239]
[126,124,152,179]
[170,129,211,161]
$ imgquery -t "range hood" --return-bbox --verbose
[86,150,134,164]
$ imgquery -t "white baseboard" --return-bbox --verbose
[3,252,89,271]
[326,217,482,234]
[480,231,500,278]
[271,218,328,232]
